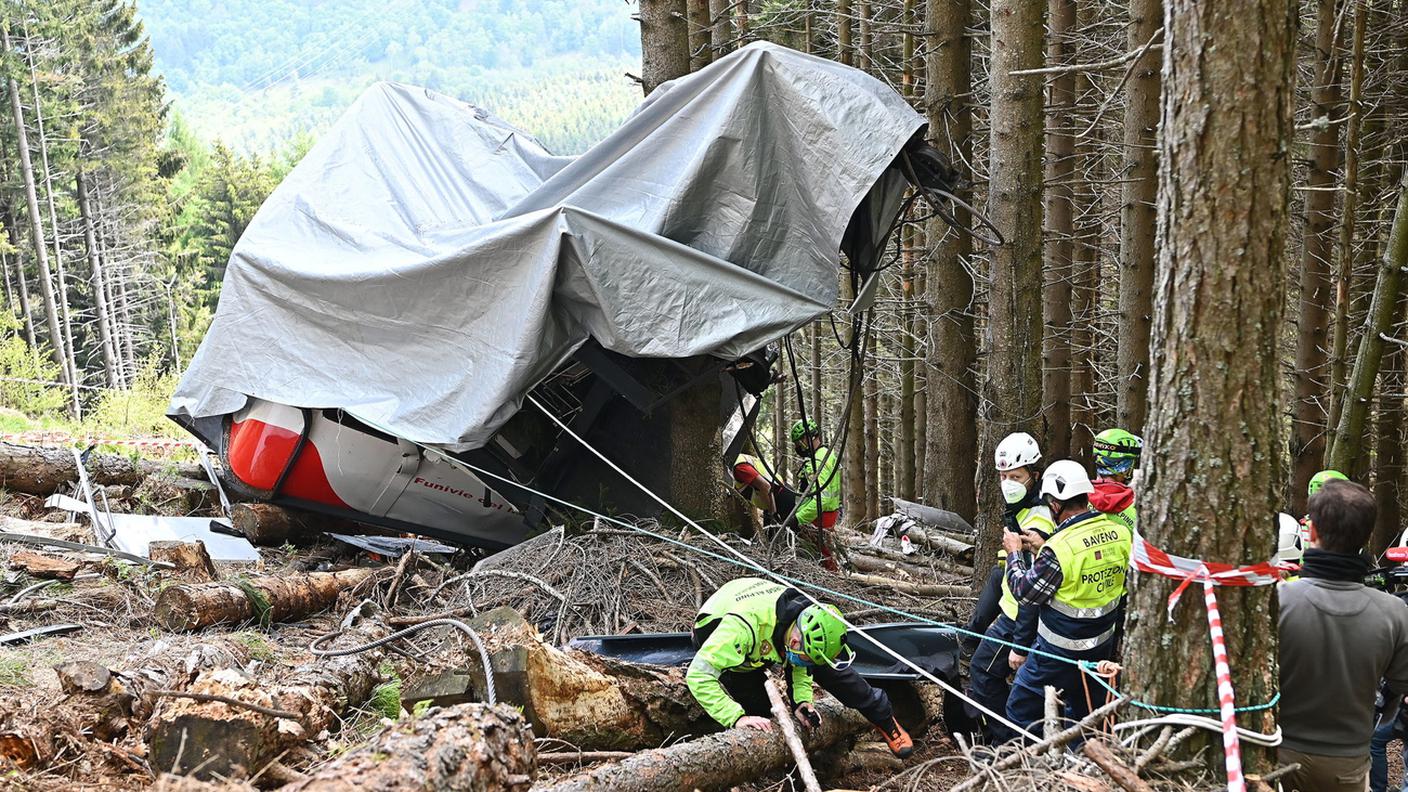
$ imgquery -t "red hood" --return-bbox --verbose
[1090,479,1135,514]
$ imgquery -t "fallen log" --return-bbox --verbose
[149,541,218,581]
[468,608,716,750]
[845,573,970,598]
[278,703,535,791]
[535,697,865,792]
[7,549,81,580]
[148,613,386,779]
[0,442,202,496]
[153,567,376,630]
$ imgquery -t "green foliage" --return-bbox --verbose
[0,313,68,418]
[81,358,183,438]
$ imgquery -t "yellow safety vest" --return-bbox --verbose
[1039,513,1132,651]
[997,505,1056,620]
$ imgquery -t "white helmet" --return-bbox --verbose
[995,432,1042,471]
[1039,459,1094,501]
[1276,513,1303,563]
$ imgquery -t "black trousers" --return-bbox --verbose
[691,623,893,726]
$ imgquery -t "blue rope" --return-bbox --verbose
[427,446,1284,716]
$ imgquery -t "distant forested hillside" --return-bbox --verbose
[138,0,644,153]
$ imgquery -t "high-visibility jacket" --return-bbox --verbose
[795,445,841,526]
[734,454,778,511]
[997,505,1056,620]
[1037,511,1132,653]
[686,577,814,727]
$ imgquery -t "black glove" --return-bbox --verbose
[793,702,821,730]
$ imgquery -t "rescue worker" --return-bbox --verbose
[1002,459,1133,735]
[1277,512,1306,581]
[964,432,1054,743]
[792,419,842,571]
[685,577,914,757]
[1089,428,1141,532]
[732,453,796,526]
[1309,469,1349,498]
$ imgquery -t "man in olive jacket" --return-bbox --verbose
[1279,480,1408,792]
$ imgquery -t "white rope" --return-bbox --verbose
[1112,715,1282,747]
[519,393,1041,741]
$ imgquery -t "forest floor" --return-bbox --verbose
[0,441,1354,791]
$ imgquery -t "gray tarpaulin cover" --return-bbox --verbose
[169,42,925,449]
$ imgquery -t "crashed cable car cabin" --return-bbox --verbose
[167,42,961,551]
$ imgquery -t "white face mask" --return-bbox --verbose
[1001,478,1028,505]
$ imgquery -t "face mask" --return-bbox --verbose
[786,649,815,668]
[1001,478,1028,505]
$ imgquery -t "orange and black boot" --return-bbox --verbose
[874,717,913,758]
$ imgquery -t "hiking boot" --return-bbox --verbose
[874,717,913,758]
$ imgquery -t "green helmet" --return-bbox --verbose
[796,603,848,664]
[1308,469,1348,498]
[790,418,820,445]
[1092,428,1142,476]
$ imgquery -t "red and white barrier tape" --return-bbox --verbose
[0,432,196,452]
[1133,537,1285,792]
[1202,570,1246,792]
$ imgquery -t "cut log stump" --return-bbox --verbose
[149,541,218,582]
[278,703,535,791]
[148,616,386,779]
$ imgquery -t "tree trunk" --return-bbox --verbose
[837,0,853,65]
[899,233,918,501]
[1328,171,1408,474]
[980,0,1046,587]
[858,0,872,72]
[922,0,977,525]
[1069,50,1099,463]
[809,322,822,421]
[1041,0,1076,461]
[1115,0,1162,435]
[708,0,731,57]
[149,615,386,779]
[639,0,690,96]
[535,697,865,792]
[25,35,79,414]
[148,540,219,582]
[3,26,69,382]
[6,240,37,347]
[278,704,535,792]
[1292,0,1343,512]
[843,280,867,524]
[1373,294,1406,553]
[153,568,377,631]
[687,0,712,69]
[1124,0,1295,773]
[76,169,118,387]
[865,368,881,520]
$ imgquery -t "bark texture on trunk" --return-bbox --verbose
[639,0,690,96]
[1115,0,1162,435]
[979,0,1046,587]
[1123,0,1295,772]
[1374,294,1407,553]
[535,697,864,792]
[1041,0,1075,460]
[687,0,712,69]
[1291,0,1343,514]
[153,568,376,631]
[279,704,535,792]
[922,0,978,525]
